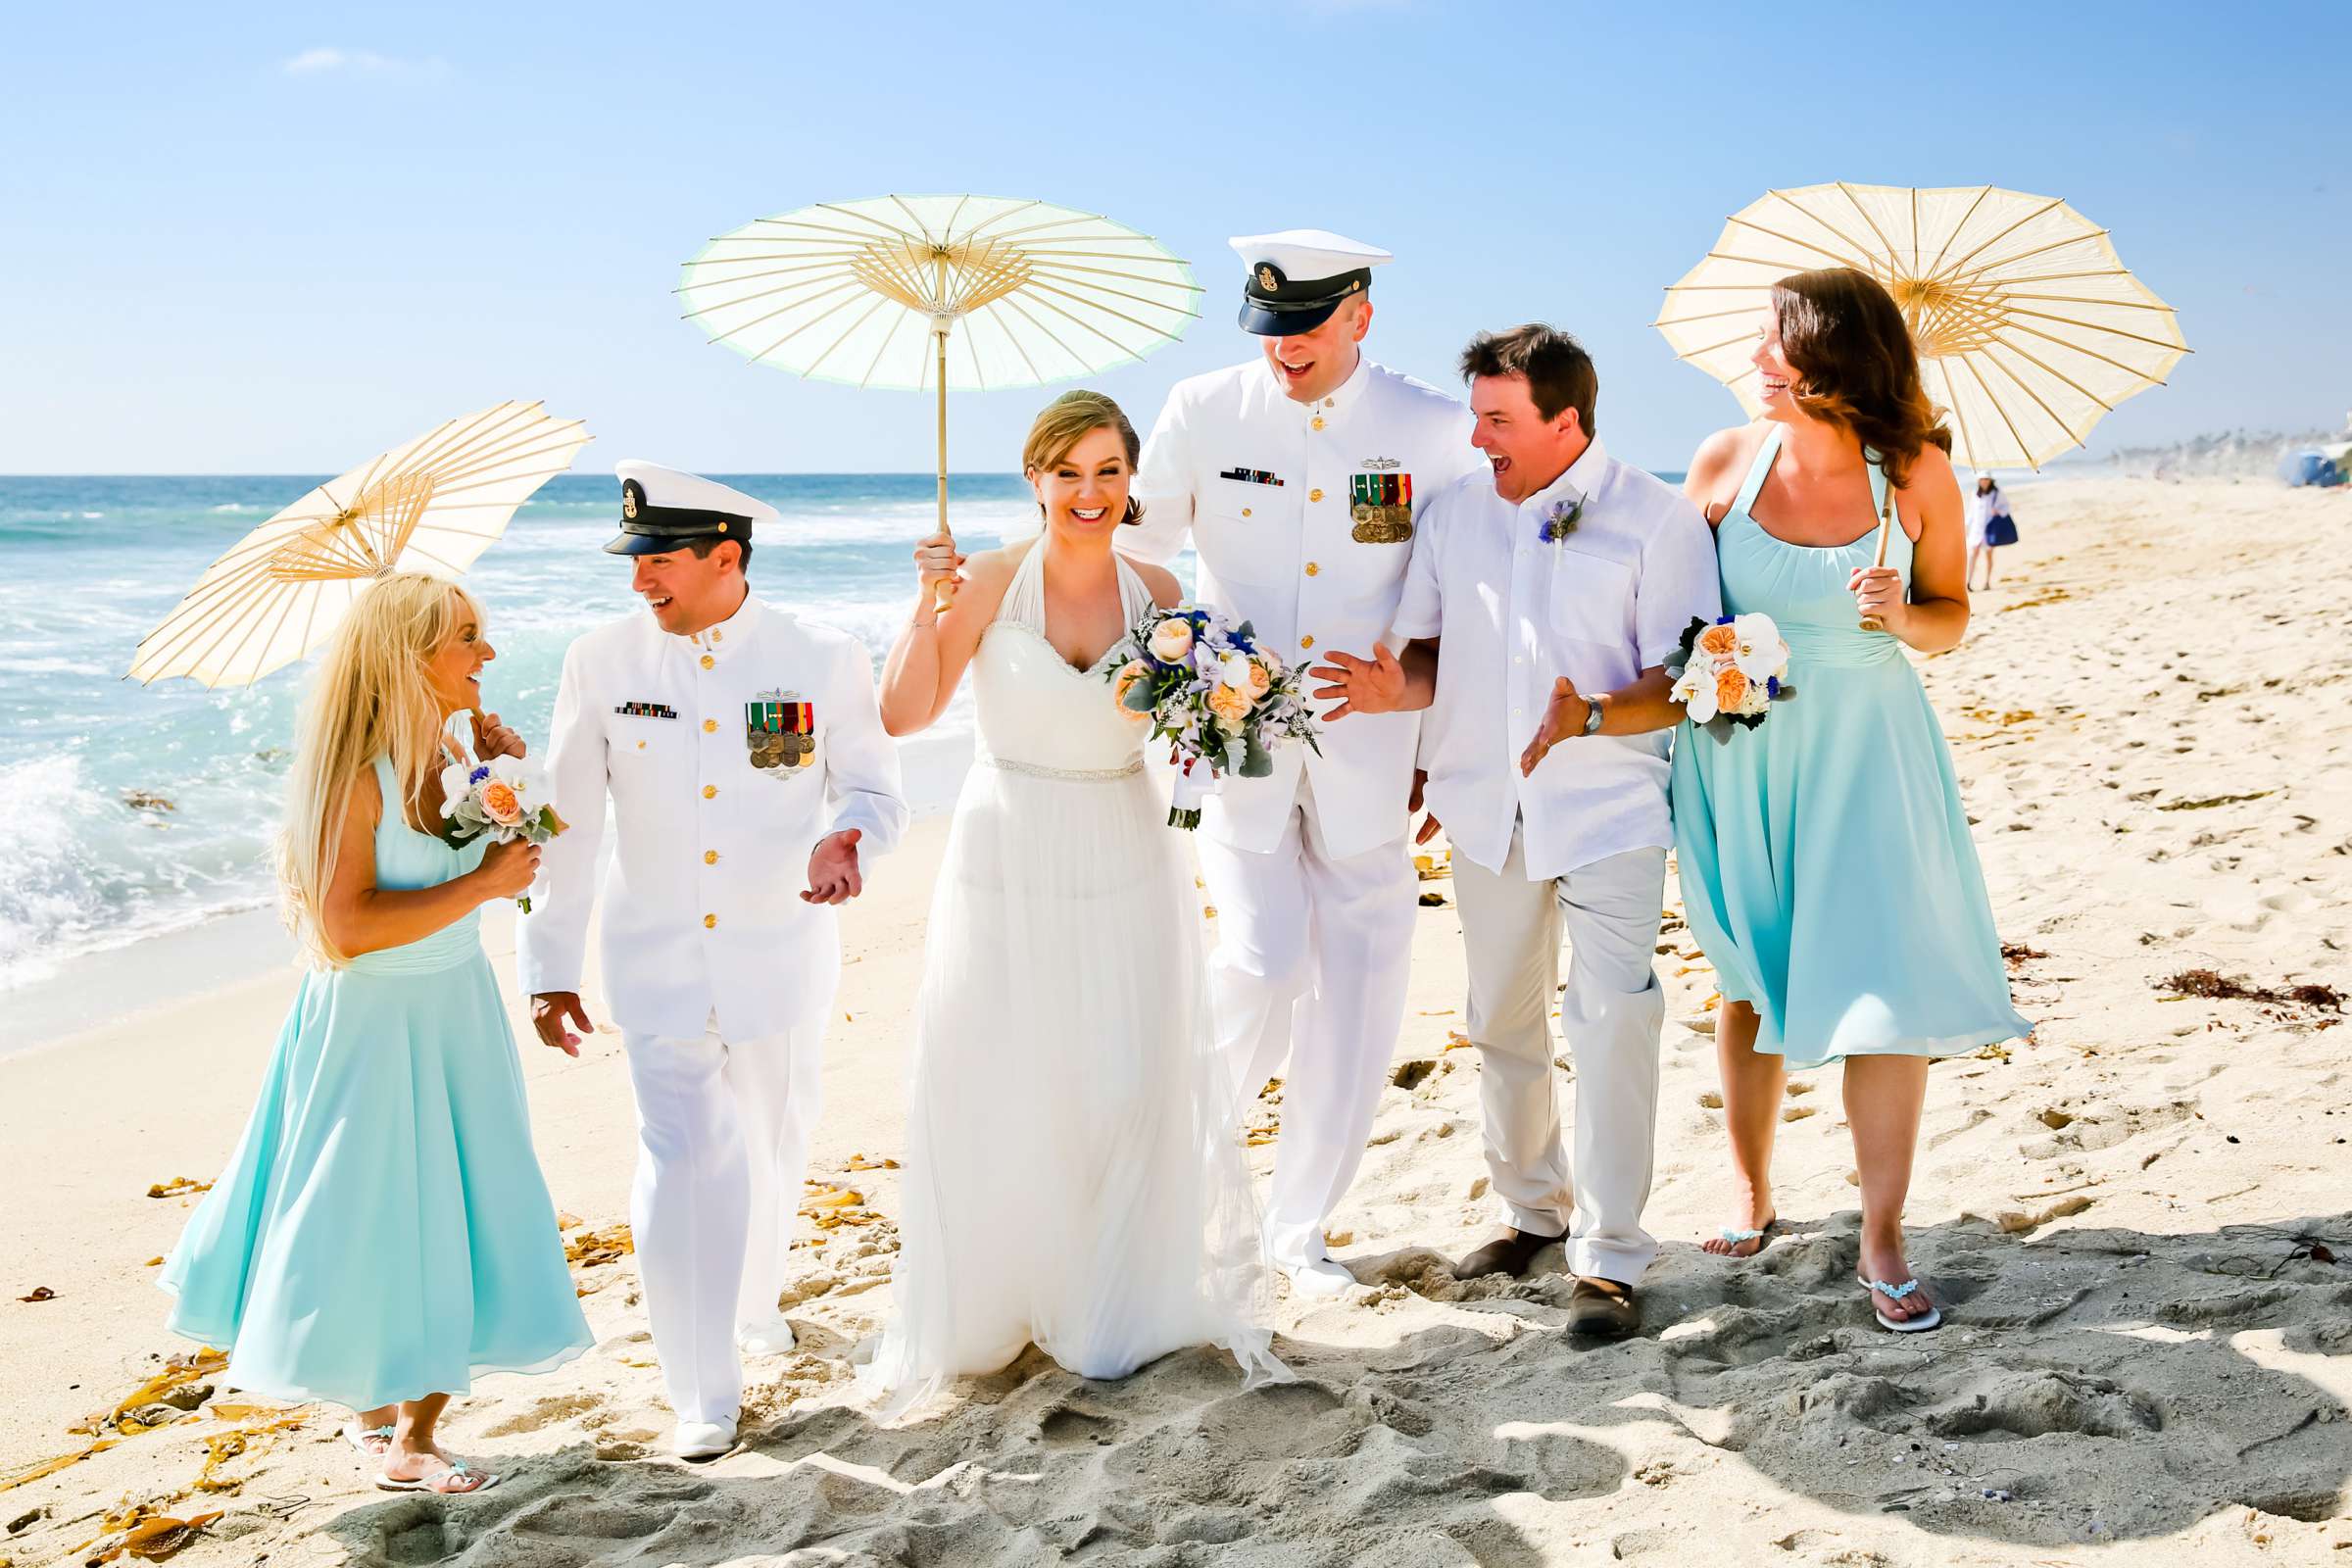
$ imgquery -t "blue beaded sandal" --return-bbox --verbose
[1859,1272,1942,1333]
[1708,1215,1778,1258]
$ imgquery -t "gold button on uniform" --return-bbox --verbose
[703,913,716,930]
[1304,562,1320,576]
[1308,487,1324,503]
[710,629,723,643]
[700,654,714,670]
[1299,635,1315,650]
[705,850,718,865]
[703,718,717,733]
[1241,507,1251,517]
[702,784,717,800]
[1310,416,1325,431]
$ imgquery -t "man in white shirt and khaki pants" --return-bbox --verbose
[1313,324,1719,1336]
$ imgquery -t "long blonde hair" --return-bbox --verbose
[278,572,480,967]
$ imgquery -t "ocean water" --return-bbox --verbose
[0,473,1039,990]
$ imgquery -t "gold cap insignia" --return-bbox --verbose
[620,481,639,520]
[1256,265,1279,292]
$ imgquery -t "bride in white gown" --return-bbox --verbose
[864,391,1288,1414]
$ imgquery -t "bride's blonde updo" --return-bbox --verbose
[1022,390,1146,526]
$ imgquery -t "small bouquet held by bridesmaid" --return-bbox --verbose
[437,756,567,910]
[1668,613,1796,742]
[1102,604,1321,829]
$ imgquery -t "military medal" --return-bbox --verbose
[746,689,815,773]
[1349,472,1414,544]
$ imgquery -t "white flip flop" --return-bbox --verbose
[376,1458,501,1495]
[342,1422,395,1457]
[1859,1273,1942,1333]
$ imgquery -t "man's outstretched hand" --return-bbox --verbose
[531,991,592,1057]
[805,828,864,905]
[1309,645,1409,719]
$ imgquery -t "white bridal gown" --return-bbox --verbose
[861,544,1288,1416]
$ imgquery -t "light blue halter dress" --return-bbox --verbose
[161,756,592,1409]
[1669,429,2030,1070]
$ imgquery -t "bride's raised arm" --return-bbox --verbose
[877,536,1021,737]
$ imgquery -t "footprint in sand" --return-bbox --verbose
[481,1391,605,1438]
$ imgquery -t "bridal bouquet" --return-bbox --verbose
[1102,604,1321,829]
[437,755,567,910]
[1667,612,1796,743]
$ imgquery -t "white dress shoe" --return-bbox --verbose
[670,1417,738,1460]
[737,1315,798,1355]
[1283,1257,1360,1298]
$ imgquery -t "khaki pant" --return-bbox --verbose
[1451,832,1666,1285]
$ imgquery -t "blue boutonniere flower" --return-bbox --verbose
[1538,494,1584,544]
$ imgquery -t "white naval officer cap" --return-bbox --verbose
[1228,228,1392,335]
[606,461,781,557]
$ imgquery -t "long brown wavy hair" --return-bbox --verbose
[1772,268,1952,487]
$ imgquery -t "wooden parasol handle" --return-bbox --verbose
[1858,475,1896,633]
[929,324,957,616]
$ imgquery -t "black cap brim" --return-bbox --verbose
[1240,298,1345,337]
[604,529,702,556]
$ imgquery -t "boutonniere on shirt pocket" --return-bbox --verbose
[1538,494,1585,544]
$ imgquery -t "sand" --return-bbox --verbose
[2,475,2348,1566]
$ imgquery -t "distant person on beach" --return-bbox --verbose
[518,464,907,1460]
[1307,324,1721,1339]
[160,572,592,1495]
[1674,269,2030,1333]
[863,391,1288,1413]
[1964,475,2015,589]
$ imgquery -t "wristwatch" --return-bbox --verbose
[1581,693,1608,736]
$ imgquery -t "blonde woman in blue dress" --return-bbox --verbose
[1673,269,2030,1333]
[161,573,592,1493]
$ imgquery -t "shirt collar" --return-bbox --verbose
[1262,349,1374,421]
[1517,436,1610,514]
[681,591,760,654]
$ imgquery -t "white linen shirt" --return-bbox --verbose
[1123,354,1482,858]
[515,593,908,1040]
[1393,437,1721,881]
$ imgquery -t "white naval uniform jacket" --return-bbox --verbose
[1125,355,1481,859]
[515,594,908,1041]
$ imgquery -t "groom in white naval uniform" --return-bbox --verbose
[518,463,907,1457]
[1123,231,1482,1295]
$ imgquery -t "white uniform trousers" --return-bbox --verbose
[619,1019,823,1426]
[1450,832,1667,1285]
[1197,774,1417,1270]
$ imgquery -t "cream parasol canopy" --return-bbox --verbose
[129,400,590,688]
[1654,182,2187,470]
[676,194,1200,610]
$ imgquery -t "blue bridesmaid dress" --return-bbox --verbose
[161,756,592,1409]
[1670,429,2030,1070]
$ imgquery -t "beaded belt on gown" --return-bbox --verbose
[978,753,1145,782]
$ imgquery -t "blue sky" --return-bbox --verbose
[3,2,2344,474]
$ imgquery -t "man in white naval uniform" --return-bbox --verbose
[1123,231,1482,1296]
[518,463,906,1457]
[1313,325,1719,1338]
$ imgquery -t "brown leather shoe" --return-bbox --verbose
[1454,1227,1561,1281]
[1567,1276,1640,1339]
